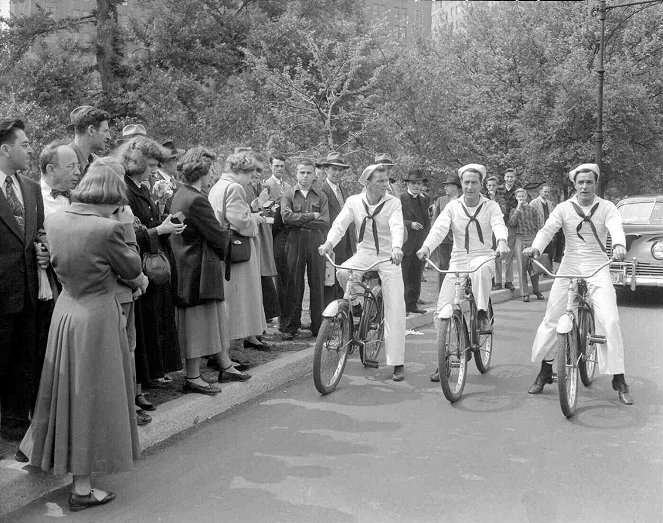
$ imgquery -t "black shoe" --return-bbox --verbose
[69,490,116,512]
[219,365,252,382]
[477,310,492,333]
[392,365,404,382]
[534,292,545,300]
[135,393,155,411]
[136,409,152,426]
[504,282,515,291]
[492,283,502,291]
[182,378,222,395]
[244,339,271,351]
[407,307,427,314]
[523,295,530,302]
[430,368,440,382]
[528,361,554,394]
[14,449,29,463]
[612,376,634,405]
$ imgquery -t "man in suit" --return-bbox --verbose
[400,168,431,314]
[39,141,80,216]
[0,118,49,442]
[264,154,292,318]
[67,106,111,180]
[497,167,520,290]
[529,184,557,261]
[319,152,356,306]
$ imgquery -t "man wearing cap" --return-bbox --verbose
[431,173,462,290]
[68,106,111,179]
[523,163,633,405]
[400,168,431,314]
[280,159,329,339]
[319,152,356,306]
[319,164,407,381]
[418,164,509,380]
[374,153,401,197]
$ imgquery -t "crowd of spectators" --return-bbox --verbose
[0,105,561,510]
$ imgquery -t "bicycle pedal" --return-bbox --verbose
[363,359,380,368]
[588,334,606,344]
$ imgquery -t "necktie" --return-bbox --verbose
[358,200,387,255]
[460,201,485,254]
[51,189,70,200]
[336,186,344,206]
[5,177,25,234]
[570,201,606,252]
[543,201,550,222]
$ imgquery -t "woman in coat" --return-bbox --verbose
[170,147,250,393]
[19,168,142,511]
[115,137,184,410]
[208,153,268,347]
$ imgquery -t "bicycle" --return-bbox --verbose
[423,256,496,403]
[530,257,637,418]
[312,254,391,395]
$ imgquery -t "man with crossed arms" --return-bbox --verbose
[319,164,407,382]
[417,164,510,382]
[524,163,632,405]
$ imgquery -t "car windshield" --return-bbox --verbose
[618,200,663,223]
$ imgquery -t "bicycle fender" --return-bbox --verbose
[437,304,454,320]
[556,313,574,334]
[322,300,347,318]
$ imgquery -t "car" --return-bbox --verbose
[607,194,663,289]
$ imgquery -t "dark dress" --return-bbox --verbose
[125,176,182,384]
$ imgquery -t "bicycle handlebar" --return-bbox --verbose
[424,255,496,275]
[530,257,636,281]
[324,253,392,271]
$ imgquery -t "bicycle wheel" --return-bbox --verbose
[313,306,352,395]
[358,291,384,366]
[437,310,468,403]
[578,308,597,386]
[556,324,579,418]
[474,300,494,374]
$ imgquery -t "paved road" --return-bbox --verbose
[6,288,662,522]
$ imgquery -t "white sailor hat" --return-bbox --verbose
[569,163,600,182]
[458,163,486,182]
[358,164,386,187]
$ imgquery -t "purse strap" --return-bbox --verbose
[220,181,233,282]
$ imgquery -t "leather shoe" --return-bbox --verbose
[612,377,634,405]
[407,307,427,314]
[534,292,545,300]
[219,365,252,382]
[504,282,515,291]
[430,368,440,382]
[14,449,29,463]
[528,362,554,394]
[244,339,271,351]
[477,310,492,333]
[182,379,222,395]
[523,295,530,302]
[135,393,155,411]
[392,365,404,382]
[69,490,116,512]
[136,409,152,426]
[492,283,502,291]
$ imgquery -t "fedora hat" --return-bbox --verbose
[320,152,349,169]
[442,173,462,188]
[115,123,147,145]
[162,139,185,159]
[374,153,395,167]
[403,168,427,182]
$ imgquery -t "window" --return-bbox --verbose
[415,10,423,24]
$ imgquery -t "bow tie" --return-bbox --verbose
[358,200,387,255]
[460,201,485,254]
[571,201,605,253]
[51,189,70,200]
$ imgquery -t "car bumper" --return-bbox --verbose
[610,268,663,288]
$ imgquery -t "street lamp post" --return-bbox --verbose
[593,0,663,196]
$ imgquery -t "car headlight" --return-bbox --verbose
[652,241,663,260]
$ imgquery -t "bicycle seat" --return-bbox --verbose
[362,271,381,284]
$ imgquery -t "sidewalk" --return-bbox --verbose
[0,274,552,516]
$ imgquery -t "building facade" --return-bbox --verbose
[364,0,432,41]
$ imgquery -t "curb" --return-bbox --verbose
[0,281,552,516]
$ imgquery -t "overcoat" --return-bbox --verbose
[20,203,142,475]
[320,179,356,262]
[400,191,431,255]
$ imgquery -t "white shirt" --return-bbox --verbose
[157,168,172,185]
[40,178,70,216]
[532,195,625,267]
[423,195,508,263]
[327,193,404,255]
[0,168,24,206]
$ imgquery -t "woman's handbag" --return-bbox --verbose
[142,232,171,286]
[221,183,251,264]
